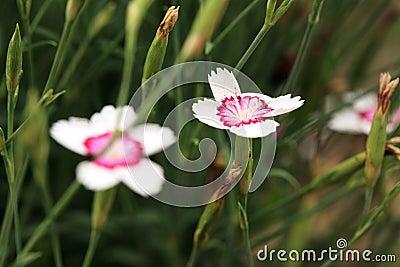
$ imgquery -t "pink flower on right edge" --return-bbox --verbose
[328,92,400,134]
[192,68,304,138]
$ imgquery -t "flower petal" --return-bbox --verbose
[265,94,305,117]
[328,109,367,134]
[50,118,102,155]
[76,161,121,191]
[121,159,165,196]
[90,105,137,131]
[229,120,279,138]
[127,124,176,156]
[353,93,376,112]
[208,68,241,101]
[241,92,272,103]
[192,98,228,129]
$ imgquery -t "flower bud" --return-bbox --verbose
[177,0,229,62]
[66,0,85,22]
[92,188,116,230]
[6,24,23,93]
[364,73,399,188]
[142,6,179,83]
[88,2,116,39]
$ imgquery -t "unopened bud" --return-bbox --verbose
[6,24,23,93]
[66,0,85,22]
[177,0,229,62]
[142,6,179,83]
[364,72,399,188]
[92,188,116,230]
[88,2,116,39]
[377,72,399,115]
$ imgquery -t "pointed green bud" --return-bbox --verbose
[177,0,229,62]
[265,0,277,26]
[66,0,85,22]
[88,2,116,39]
[308,0,325,25]
[92,188,116,230]
[142,6,179,83]
[364,72,399,188]
[271,0,295,26]
[6,24,23,93]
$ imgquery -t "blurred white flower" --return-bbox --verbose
[328,92,400,134]
[50,105,176,196]
[192,68,304,138]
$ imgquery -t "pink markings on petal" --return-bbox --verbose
[359,106,376,123]
[217,95,274,127]
[84,132,143,169]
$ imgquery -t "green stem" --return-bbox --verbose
[42,20,73,95]
[235,24,271,71]
[42,186,64,267]
[82,229,101,267]
[19,181,81,257]
[57,38,90,89]
[0,156,28,266]
[186,242,199,267]
[280,22,313,94]
[238,139,254,267]
[359,186,373,228]
[31,0,56,31]
[280,0,325,94]
[206,0,263,55]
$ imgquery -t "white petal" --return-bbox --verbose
[121,159,165,197]
[76,161,121,191]
[208,68,241,101]
[266,94,305,117]
[353,93,376,112]
[90,105,137,131]
[241,92,273,103]
[50,118,102,155]
[127,124,177,156]
[328,109,366,134]
[229,120,279,138]
[192,99,228,129]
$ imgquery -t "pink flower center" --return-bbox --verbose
[359,107,376,123]
[217,95,273,127]
[84,132,143,169]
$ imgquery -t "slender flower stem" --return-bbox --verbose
[186,242,199,267]
[206,0,263,55]
[31,0,57,31]
[235,24,271,71]
[82,229,101,267]
[57,38,90,89]
[280,22,313,94]
[42,186,64,267]
[19,181,81,258]
[280,0,325,94]
[359,186,373,228]
[42,20,73,95]
[238,138,254,267]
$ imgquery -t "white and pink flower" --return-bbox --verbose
[192,68,304,138]
[50,105,176,196]
[328,92,400,134]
